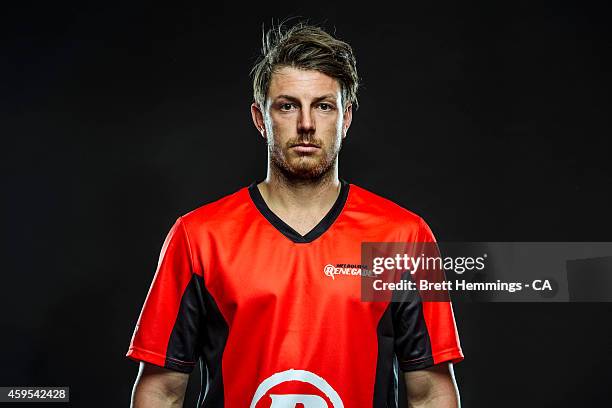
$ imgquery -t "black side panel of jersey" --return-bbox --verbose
[374,274,435,407]
[165,273,230,406]
[373,304,398,408]
[165,273,207,373]
[198,276,229,407]
[392,272,434,372]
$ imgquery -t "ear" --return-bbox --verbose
[342,103,353,139]
[251,102,266,139]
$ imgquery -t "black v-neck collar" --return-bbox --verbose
[248,179,350,244]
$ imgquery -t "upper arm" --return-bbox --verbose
[404,363,459,407]
[131,362,190,407]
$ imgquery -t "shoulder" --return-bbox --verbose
[177,185,253,233]
[348,183,424,224]
[347,183,435,239]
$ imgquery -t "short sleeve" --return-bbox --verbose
[393,217,464,372]
[126,217,205,373]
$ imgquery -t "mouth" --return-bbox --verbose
[290,143,321,154]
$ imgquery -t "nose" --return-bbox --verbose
[297,108,315,135]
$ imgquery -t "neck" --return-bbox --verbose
[256,163,342,235]
[261,164,340,207]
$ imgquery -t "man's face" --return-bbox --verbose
[252,66,352,180]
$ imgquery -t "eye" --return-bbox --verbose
[318,103,334,111]
[280,103,295,111]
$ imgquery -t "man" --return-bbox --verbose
[127,22,463,407]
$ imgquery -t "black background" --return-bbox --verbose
[2,2,612,407]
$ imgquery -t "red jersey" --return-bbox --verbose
[126,180,463,407]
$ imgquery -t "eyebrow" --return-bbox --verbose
[274,94,338,104]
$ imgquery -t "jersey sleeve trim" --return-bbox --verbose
[126,346,197,373]
[398,347,465,372]
[398,356,434,372]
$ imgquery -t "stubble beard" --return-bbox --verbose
[268,136,341,183]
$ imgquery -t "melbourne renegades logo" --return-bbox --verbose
[323,263,373,280]
[250,369,344,408]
